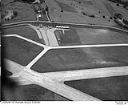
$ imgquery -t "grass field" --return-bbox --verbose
[3,37,43,66]
[3,25,44,44]
[2,1,36,24]
[32,47,128,73]
[46,0,115,25]
[2,84,69,100]
[54,27,128,46]
[65,75,128,100]
[46,0,128,27]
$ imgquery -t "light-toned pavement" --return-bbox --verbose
[5,59,128,101]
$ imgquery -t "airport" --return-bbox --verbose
[1,0,128,101]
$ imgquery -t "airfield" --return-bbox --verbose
[1,0,128,101]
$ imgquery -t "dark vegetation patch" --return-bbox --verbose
[3,26,44,44]
[54,28,81,45]
[3,37,43,66]
[32,47,128,73]
[2,83,69,101]
[65,75,128,100]
[55,27,128,45]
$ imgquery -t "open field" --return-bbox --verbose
[32,47,128,73]
[45,0,128,26]
[65,75,128,100]
[54,27,128,46]
[3,37,43,66]
[2,84,69,100]
[1,0,36,24]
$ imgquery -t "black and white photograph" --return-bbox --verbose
[1,0,128,102]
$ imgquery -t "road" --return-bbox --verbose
[2,21,128,32]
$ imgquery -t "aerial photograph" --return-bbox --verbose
[1,0,128,101]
